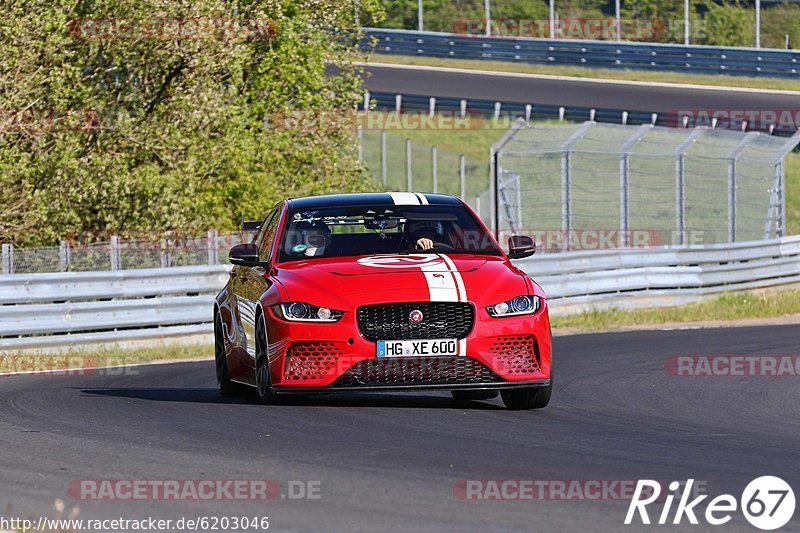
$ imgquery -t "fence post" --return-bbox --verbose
[160,239,168,268]
[1,243,12,275]
[489,147,497,235]
[432,147,438,193]
[558,121,593,251]
[59,240,69,272]
[727,158,737,242]
[779,160,786,237]
[406,139,412,192]
[459,155,466,200]
[561,150,571,251]
[674,129,705,246]
[357,125,363,162]
[110,235,120,270]
[675,154,686,245]
[727,132,757,243]
[619,124,651,248]
[381,130,387,186]
[207,229,218,265]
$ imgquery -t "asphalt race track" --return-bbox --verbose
[1,325,799,531]
[361,64,800,115]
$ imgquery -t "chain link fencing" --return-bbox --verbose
[2,231,249,275]
[360,129,491,220]
[493,120,800,253]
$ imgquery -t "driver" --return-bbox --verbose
[289,221,331,257]
[406,220,446,251]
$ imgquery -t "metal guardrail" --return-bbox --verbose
[517,236,800,312]
[366,91,798,136]
[0,265,229,351]
[1,237,798,350]
[363,28,800,79]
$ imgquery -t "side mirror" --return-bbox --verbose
[228,243,261,266]
[507,235,536,259]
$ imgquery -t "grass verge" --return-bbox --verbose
[551,289,800,334]
[370,55,800,92]
[0,344,211,374]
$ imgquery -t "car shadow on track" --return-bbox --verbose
[77,388,505,409]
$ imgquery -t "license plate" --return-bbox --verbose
[376,339,458,358]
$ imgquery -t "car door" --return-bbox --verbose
[235,205,282,371]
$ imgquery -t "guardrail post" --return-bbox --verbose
[429,97,436,117]
[110,235,120,270]
[395,94,402,114]
[1,243,12,275]
[494,102,501,120]
[406,139,412,192]
[459,155,466,199]
[460,99,467,118]
[432,147,438,193]
[381,130,387,186]
[363,91,370,111]
[525,105,532,122]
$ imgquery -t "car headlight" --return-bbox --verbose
[272,302,343,322]
[486,295,541,317]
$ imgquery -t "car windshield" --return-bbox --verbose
[278,204,502,262]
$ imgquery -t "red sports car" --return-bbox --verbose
[214,193,552,410]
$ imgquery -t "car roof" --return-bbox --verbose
[287,192,462,211]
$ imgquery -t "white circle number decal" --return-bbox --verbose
[741,476,795,530]
[357,255,442,269]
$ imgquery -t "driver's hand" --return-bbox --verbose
[416,238,434,250]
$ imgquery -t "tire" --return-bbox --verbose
[254,314,310,405]
[214,313,238,397]
[501,372,553,411]
[451,390,499,403]
[255,315,277,404]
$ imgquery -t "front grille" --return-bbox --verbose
[283,342,342,381]
[332,356,500,388]
[489,335,541,375]
[357,302,474,341]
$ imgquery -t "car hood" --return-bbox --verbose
[275,253,530,308]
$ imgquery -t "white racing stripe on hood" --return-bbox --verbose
[420,257,458,302]
[437,254,469,357]
[388,192,421,205]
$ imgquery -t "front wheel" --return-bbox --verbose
[255,315,309,405]
[501,373,552,410]
[215,313,238,397]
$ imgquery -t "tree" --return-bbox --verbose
[0,0,383,245]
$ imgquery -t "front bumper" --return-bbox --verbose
[264,302,552,390]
